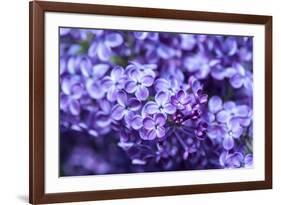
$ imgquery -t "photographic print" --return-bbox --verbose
[30,2,272,203]
[59,28,253,176]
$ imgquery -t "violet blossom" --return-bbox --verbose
[59,28,253,176]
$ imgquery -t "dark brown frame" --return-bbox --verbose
[29,1,272,204]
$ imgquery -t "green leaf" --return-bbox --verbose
[110,56,128,67]
[77,41,89,54]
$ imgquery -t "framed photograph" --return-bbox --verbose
[29,1,272,204]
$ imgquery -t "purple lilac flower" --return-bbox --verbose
[111,91,142,124]
[214,36,238,58]
[60,28,71,36]
[184,53,210,79]
[157,43,176,59]
[126,61,157,78]
[180,34,196,50]
[143,91,176,116]
[229,63,253,95]
[63,146,111,175]
[60,28,253,175]
[244,154,253,168]
[161,60,185,83]
[101,66,126,101]
[134,32,159,41]
[88,32,124,61]
[219,151,244,168]
[85,64,110,99]
[210,63,237,81]
[171,90,191,110]
[125,69,154,101]
[154,78,181,95]
[141,113,166,140]
[130,114,144,130]
[60,75,84,115]
[87,99,113,137]
[207,96,252,150]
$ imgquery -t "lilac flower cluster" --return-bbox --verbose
[59,28,253,176]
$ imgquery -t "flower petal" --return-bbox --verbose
[148,32,159,41]
[240,118,252,127]
[92,64,110,79]
[88,41,98,58]
[230,74,244,89]
[116,91,127,107]
[106,87,118,102]
[125,80,137,93]
[68,45,81,56]
[111,104,125,120]
[233,105,250,117]
[79,57,92,77]
[99,99,111,113]
[71,84,84,99]
[170,95,179,106]
[146,129,157,140]
[111,66,124,81]
[143,101,158,115]
[216,110,231,123]
[226,37,238,56]
[60,58,67,75]
[128,68,140,81]
[244,154,253,168]
[208,96,222,113]
[101,76,114,90]
[207,125,226,139]
[189,77,202,94]
[223,101,236,112]
[223,135,234,150]
[177,90,186,101]
[134,32,148,40]
[199,94,208,104]
[60,94,69,110]
[141,75,154,87]
[105,33,123,48]
[155,91,169,105]
[86,79,105,99]
[124,111,134,126]
[232,127,243,139]
[60,28,71,36]
[219,151,228,167]
[156,126,165,138]
[157,44,175,59]
[236,63,246,76]
[155,113,166,126]
[243,76,253,95]
[95,112,111,127]
[131,115,143,130]
[224,67,236,78]
[61,78,71,95]
[226,152,243,168]
[128,98,141,111]
[136,86,149,101]
[180,34,196,50]
[97,42,111,61]
[132,159,146,165]
[206,112,215,123]
[227,117,242,132]
[143,116,155,130]
[88,129,98,137]
[163,103,176,114]
[69,99,80,116]
[211,66,226,80]
[154,78,170,92]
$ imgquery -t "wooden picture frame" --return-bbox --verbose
[29,1,272,204]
